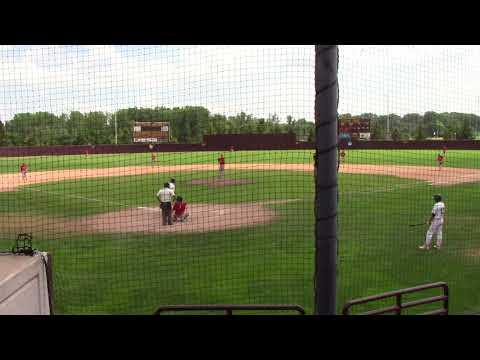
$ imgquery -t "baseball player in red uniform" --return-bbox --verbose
[218,154,225,177]
[437,152,445,169]
[340,150,346,163]
[172,196,189,222]
[20,163,28,182]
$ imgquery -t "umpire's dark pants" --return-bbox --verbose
[160,202,172,225]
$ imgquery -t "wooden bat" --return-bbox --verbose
[409,222,426,227]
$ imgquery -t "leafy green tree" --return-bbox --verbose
[458,119,474,140]
[414,125,426,140]
[307,126,315,142]
[370,121,385,140]
[0,121,6,145]
[391,128,401,141]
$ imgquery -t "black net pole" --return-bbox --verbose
[313,45,338,315]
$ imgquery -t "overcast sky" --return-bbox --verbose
[1,45,480,123]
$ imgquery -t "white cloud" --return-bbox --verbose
[1,45,480,124]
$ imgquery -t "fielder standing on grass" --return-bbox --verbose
[419,194,446,250]
[218,153,225,177]
[156,182,175,226]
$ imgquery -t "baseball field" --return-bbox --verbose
[1,149,480,314]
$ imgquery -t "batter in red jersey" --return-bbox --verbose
[20,163,28,182]
[218,154,225,177]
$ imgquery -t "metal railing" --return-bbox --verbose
[154,304,306,315]
[342,282,449,315]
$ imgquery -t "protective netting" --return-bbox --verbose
[337,45,480,315]
[0,46,315,314]
[2,45,480,315]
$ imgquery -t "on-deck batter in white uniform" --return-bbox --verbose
[420,195,445,250]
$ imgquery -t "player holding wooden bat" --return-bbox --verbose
[419,194,446,250]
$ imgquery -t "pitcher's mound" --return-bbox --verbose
[190,178,255,187]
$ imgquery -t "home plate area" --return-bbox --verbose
[74,203,277,234]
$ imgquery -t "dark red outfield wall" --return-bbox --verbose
[342,140,480,150]
[203,133,297,149]
[1,139,480,157]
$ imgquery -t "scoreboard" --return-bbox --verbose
[133,121,170,143]
[339,117,371,141]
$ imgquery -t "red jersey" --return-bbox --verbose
[173,202,187,215]
[218,156,225,165]
[20,164,28,172]
[437,154,444,162]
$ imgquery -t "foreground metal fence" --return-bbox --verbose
[342,282,449,315]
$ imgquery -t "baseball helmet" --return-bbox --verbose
[433,194,442,202]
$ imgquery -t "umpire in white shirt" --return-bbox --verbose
[157,182,175,225]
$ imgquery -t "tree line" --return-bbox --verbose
[0,106,314,146]
[350,111,478,141]
[0,107,478,146]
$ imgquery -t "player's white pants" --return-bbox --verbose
[426,221,443,248]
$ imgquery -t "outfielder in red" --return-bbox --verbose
[172,196,189,222]
[20,163,28,182]
[218,154,225,177]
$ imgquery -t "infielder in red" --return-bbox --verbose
[218,154,225,177]
[172,196,189,222]
[437,152,445,170]
[20,163,28,182]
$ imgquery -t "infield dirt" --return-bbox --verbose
[2,163,479,193]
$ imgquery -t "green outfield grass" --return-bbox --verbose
[1,149,480,314]
[1,148,480,174]
[2,167,480,314]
